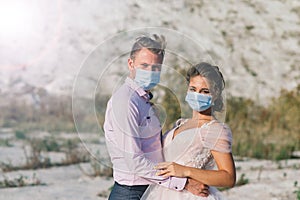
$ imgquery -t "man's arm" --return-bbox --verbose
[107,98,186,190]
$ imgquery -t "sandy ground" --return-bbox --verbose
[225,158,300,200]
[0,164,113,200]
[0,131,299,200]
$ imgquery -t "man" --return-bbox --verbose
[104,34,208,199]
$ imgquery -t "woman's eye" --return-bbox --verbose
[200,89,210,94]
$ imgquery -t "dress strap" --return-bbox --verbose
[175,118,188,128]
[202,119,217,127]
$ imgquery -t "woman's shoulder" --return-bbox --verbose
[205,120,232,137]
[200,121,233,153]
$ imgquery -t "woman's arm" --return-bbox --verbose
[155,151,236,188]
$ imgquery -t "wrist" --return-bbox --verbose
[184,167,192,177]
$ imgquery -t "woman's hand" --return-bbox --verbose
[155,162,190,178]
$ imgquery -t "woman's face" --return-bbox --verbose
[188,75,210,95]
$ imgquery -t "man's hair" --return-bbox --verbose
[130,34,166,60]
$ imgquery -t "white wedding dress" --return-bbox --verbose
[141,119,232,200]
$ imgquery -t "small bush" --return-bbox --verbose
[294,181,300,200]
[15,130,26,140]
[0,139,12,147]
[63,147,90,165]
[41,137,60,152]
[79,151,113,178]
[89,157,113,177]
[0,173,45,188]
[23,139,52,170]
[236,173,249,186]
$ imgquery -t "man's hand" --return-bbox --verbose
[185,178,210,197]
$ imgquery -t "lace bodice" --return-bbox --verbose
[162,119,232,170]
[186,148,214,169]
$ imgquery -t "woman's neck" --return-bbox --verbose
[192,111,213,121]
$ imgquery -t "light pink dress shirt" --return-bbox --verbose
[104,77,186,191]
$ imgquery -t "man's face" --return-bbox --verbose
[128,47,163,78]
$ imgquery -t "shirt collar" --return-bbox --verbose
[125,77,151,100]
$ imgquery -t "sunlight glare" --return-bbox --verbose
[0,1,41,38]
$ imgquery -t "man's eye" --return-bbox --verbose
[152,65,161,71]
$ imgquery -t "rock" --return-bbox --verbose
[0,0,299,105]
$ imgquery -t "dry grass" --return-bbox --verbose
[227,85,300,160]
[0,85,299,161]
[0,174,45,188]
[0,95,75,133]
[0,138,90,172]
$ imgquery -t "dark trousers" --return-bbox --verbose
[108,182,149,200]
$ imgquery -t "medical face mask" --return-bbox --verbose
[134,68,161,90]
[185,91,212,112]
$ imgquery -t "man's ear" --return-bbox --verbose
[128,58,134,71]
[128,58,135,79]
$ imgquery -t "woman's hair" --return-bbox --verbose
[130,34,166,61]
[186,62,225,112]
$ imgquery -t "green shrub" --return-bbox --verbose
[15,130,26,140]
[236,173,249,186]
[0,139,12,147]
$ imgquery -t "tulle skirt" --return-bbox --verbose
[141,185,226,200]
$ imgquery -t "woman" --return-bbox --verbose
[142,62,236,199]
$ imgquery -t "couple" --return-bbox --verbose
[103,34,236,200]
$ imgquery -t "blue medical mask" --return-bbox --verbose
[134,68,161,90]
[185,91,212,112]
